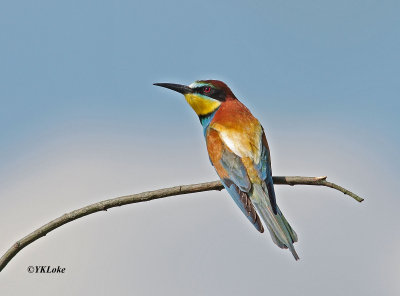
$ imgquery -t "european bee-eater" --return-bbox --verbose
[154,80,299,260]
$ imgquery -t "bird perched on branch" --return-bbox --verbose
[154,80,299,260]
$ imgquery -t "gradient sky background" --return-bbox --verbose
[1,1,399,295]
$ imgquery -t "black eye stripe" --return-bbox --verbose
[193,86,213,93]
[193,86,226,102]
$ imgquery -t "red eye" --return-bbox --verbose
[203,87,211,93]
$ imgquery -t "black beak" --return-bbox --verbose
[153,83,193,94]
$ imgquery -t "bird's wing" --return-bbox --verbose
[207,107,299,259]
[255,129,278,214]
[207,123,299,259]
[210,121,278,215]
[206,128,264,232]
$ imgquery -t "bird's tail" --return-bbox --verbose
[251,184,299,260]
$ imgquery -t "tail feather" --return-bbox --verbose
[279,208,298,243]
[252,184,299,260]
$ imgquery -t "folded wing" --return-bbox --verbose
[206,125,299,260]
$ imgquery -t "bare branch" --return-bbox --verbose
[272,176,364,202]
[0,176,363,272]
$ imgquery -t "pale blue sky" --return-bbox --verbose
[1,1,399,295]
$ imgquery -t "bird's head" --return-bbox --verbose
[154,80,236,116]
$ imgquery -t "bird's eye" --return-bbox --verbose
[203,87,211,94]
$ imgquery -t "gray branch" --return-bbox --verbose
[0,176,363,272]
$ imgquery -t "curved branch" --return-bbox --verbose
[0,176,363,272]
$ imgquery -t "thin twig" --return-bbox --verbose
[272,176,364,202]
[0,176,363,272]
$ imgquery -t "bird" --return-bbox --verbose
[154,80,299,260]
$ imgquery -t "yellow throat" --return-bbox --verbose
[184,93,221,116]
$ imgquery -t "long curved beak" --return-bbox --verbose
[153,83,193,94]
